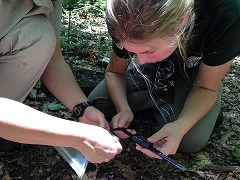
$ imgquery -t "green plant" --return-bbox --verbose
[63,0,79,10]
[63,0,106,11]
[95,0,106,11]
[7,157,26,166]
[232,143,240,161]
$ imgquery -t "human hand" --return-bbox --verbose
[110,111,135,139]
[75,124,122,163]
[79,106,110,131]
[136,121,185,159]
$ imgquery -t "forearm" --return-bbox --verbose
[0,98,87,147]
[176,60,233,137]
[42,44,87,111]
[105,72,131,113]
[177,86,218,135]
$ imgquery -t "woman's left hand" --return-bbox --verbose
[136,121,185,159]
[79,106,110,131]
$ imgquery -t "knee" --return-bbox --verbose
[178,133,209,153]
[178,107,220,153]
[1,15,56,58]
[179,139,207,153]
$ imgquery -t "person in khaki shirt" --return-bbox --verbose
[0,0,122,163]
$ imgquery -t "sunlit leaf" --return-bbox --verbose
[232,144,240,161]
[46,102,65,111]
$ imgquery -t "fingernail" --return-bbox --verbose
[148,137,153,141]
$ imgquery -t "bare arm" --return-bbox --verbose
[42,39,88,111]
[0,98,84,146]
[105,51,131,113]
[105,51,135,134]
[0,98,122,163]
[177,60,234,135]
[41,39,110,129]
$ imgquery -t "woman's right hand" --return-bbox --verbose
[75,124,122,163]
[110,111,135,139]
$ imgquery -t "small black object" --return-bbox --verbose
[0,138,21,153]
[72,100,97,118]
[112,128,153,149]
[111,128,186,171]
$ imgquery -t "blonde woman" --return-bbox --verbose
[89,0,240,158]
[0,0,122,163]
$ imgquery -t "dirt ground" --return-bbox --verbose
[0,58,239,180]
[0,6,239,180]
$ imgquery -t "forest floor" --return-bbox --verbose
[0,6,239,180]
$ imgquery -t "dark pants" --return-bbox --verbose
[89,59,222,153]
[0,138,20,152]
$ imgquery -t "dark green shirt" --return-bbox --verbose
[189,0,240,66]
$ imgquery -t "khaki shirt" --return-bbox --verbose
[0,0,62,39]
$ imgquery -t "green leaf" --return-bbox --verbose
[232,144,240,161]
[41,102,49,113]
[7,157,24,166]
[195,152,212,169]
[29,88,37,99]
[46,102,65,111]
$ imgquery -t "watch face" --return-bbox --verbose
[73,101,91,118]
[73,106,82,117]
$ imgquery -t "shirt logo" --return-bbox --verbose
[186,54,202,68]
[116,43,124,50]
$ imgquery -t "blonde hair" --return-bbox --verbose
[106,0,195,60]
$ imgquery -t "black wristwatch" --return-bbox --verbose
[72,100,97,118]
